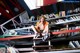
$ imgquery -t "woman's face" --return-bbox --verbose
[40,17,44,22]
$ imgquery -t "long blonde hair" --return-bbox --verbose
[39,15,46,25]
[40,15,46,21]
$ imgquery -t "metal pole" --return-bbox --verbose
[12,20,16,28]
[0,26,5,34]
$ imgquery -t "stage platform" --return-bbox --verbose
[22,49,80,53]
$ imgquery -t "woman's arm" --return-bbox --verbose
[43,24,49,33]
[35,22,40,33]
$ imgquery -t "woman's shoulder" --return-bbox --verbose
[45,21,49,24]
[36,22,40,24]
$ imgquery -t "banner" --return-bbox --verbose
[43,0,57,6]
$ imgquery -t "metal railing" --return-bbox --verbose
[0,11,27,34]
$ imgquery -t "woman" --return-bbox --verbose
[35,15,49,38]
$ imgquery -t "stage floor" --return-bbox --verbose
[22,49,80,53]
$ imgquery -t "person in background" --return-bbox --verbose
[30,16,35,21]
[35,15,49,39]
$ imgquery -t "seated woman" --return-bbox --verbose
[35,15,49,38]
